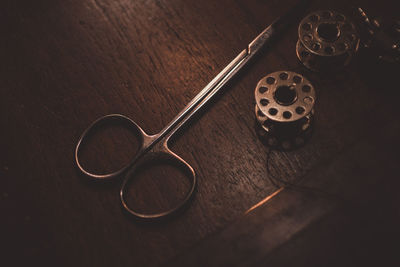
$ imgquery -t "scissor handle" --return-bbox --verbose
[75,114,150,180]
[120,145,197,220]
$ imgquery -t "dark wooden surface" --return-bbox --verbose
[2,0,399,266]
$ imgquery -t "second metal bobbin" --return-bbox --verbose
[296,10,360,71]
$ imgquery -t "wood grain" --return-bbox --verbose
[2,0,399,266]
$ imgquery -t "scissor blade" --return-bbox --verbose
[159,0,311,140]
[248,0,311,55]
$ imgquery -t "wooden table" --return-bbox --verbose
[2,0,399,266]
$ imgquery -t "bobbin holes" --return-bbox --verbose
[302,85,311,93]
[296,106,305,115]
[266,77,276,84]
[260,99,269,106]
[283,111,292,119]
[312,43,321,51]
[293,76,302,84]
[259,86,268,94]
[304,96,314,104]
[279,72,288,80]
[269,108,278,116]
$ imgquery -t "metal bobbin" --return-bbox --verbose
[254,71,315,150]
[296,10,360,71]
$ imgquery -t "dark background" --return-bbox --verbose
[2,0,399,266]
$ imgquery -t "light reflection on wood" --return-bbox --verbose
[245,187,284,214]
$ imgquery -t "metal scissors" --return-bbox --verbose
[75,0,309,220]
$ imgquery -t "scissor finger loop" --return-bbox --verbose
[75,114,153,180]
[120,144,197,220]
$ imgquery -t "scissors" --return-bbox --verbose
[75,0,309,220]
